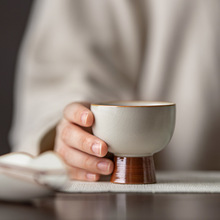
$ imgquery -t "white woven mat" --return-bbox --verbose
[60,171,220,193]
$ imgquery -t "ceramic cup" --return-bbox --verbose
[91,101,176,184]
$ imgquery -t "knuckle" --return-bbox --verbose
[63,103,76,118]
[81,136,92,152]
[63,102,73,112]
[73,171,81,180]
[69,171,75,180]
[68,167,78,180]
[61,125,72,142]
[56,146,63,155]
[83,155,93,169]
[55,144,65,157]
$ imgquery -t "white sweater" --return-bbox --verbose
[10,0,220,170]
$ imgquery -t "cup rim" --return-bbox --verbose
[91,100,176,107]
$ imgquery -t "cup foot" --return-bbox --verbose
[111,156,156,184]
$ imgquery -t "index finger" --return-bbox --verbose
[63,102,94,127]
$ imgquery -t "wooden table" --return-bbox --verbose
[1,193,220,220]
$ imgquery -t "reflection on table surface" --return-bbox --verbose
[1,193,220,220]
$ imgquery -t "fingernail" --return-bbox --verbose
[92,143,102,156]
[86,173,97,181]
[81,112,88,125]
[97,162,110,172]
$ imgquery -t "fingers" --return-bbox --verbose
[55,139,101,182]
[63,102,94,127]
[61,122,108,157]
[67,165,100,182]
[57,143,114,176]
[56,102,113,182]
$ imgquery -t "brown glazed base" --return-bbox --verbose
[110,156,156,184]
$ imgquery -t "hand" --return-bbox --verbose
[55,102,114,181]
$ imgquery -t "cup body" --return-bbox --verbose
[91,101,176,157]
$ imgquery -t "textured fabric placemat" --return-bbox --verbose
[60,171,220,193]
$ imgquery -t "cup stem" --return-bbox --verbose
[110,156,156,184]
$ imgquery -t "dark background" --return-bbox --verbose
[0,0,33,155]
